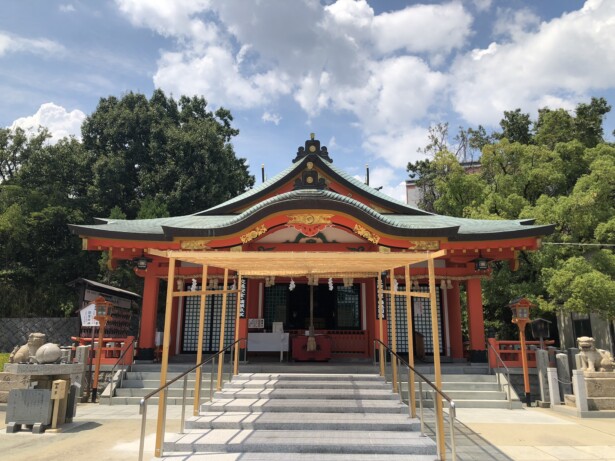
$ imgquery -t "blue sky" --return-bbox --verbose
[2,0,614,201]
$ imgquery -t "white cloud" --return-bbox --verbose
[373,2,473,58]
[10,103,85,144]
[0,31,64,57]
[114,0,615,174]
[363,126,430,169]
[262,111,281,125]
[452,0,615,126]
[115,0,213,40]
[472,0,492,13]
[354,166,407,202]
[59,4,76,13]
[493,7,540,41]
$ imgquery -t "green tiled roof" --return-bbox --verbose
[70,189,554,242]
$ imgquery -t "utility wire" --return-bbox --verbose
[542,242,615,247]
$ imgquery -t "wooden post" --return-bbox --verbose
[233,273,242,376]
[155,257,176,458]
[91,317,106,402]
[404,264,417,417]
[389,268,398,393]
[216,268,229,391]
[377,273,385,377]
[193,264,208,416]
[428,257,446,460]
[519,324,531,405]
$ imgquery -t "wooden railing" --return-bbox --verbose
[487,338,555,368]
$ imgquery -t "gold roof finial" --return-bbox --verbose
[310,132,315,140]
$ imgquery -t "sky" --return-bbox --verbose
[2,0,615,202]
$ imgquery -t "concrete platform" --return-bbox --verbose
[2,402,615,460]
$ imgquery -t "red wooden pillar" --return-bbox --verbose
[138,272,160,360]
[466,278,486,360]
[447,281,464,359]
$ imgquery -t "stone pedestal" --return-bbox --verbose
[3,363,86,434]
[2,363,86,403]
[584,371,615,411]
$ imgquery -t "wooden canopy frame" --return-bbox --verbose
[151,248,448,457]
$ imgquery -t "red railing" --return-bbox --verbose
[288,330,369,357]
[71,335,136,365]
[487,338,555,368]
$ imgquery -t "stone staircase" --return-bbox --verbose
[160,372,437,460]
[101,362,520,409]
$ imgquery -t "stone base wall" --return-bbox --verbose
[0,318,80,352]
[585,371,615,411]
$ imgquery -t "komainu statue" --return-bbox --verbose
[9,333,47,363]
[577,336,615,372]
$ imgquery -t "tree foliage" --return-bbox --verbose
[410,97,615,337]
[0,90,253,317]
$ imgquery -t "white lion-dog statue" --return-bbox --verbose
[577,336,615,372]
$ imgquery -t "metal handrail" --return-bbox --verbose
[374,339,457,461]
[138,338,246,461]
[486,340,513,410]
[107,338,136,406]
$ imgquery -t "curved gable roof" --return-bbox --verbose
[197,149,431,216]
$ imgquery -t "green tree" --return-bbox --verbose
[83,89,254,218]
[496,109,532,144]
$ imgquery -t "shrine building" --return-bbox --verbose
[69,135,554,365]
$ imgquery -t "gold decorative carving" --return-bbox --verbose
[353,224,380,244]
[306,161,314,170]
[408,240,440,250]
[240,224,267,243]
[287,214,333,225]
[181,239,211,250]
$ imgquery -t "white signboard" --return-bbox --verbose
[80,303,99,327]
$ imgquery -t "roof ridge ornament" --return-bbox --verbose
[292,134,333,163]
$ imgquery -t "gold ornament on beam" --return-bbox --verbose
[353,224,380,244]
[240,224,268,244]
[180,239,211,250]
[408,240,440,251]
[287,214,333,225]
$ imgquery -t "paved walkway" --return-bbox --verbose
[1,403,614,460]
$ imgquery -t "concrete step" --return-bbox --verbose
[185,411,420,431]
[412,373,497,383]
[417,398,522,409]
[201,398,408,414]
[214,388,400,400]
[164,429,436,455]
[413,389,508,400]
[226,379,390,389]
[235,373,384,381]
[159,453,437,461]
[403,381,500,391]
